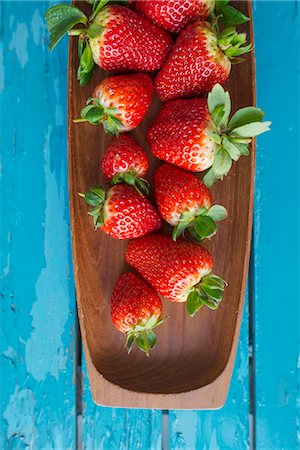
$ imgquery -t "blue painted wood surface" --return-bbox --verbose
[253,1,300,449]
[169,289,249,449]
[0,2,76,448]
[1,1,300,449]
[81,357,163,450]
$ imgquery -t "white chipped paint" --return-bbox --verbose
[173,411,198,449]
[9,23,29,68]
[3,386,35,447]
[25,126,70,381]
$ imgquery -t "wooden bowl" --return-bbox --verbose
[68,1,255,409]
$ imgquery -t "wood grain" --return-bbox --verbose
[69,1,255,408]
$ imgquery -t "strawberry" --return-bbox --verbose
[147,84,271,186]
[135,0,215,33]
[46,3,173,86]
[154,164,227,240]
[101,134,149,195]
[155,21,253,101]
[79,184,161,239]
[126,234,226,316]
[74,73,154,134]
[111,272,167,355]
[89,5,173,72]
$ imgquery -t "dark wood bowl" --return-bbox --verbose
[68,1,255,409]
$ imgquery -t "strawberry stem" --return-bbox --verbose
[73,118,88,123]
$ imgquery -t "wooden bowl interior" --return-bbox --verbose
[69,1,254,395]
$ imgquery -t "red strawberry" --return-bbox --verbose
[79,184,161,239]
[126,234,226,316]
[101,134,149,195]
[111,272,167,355]
[89,5,173,72]
[155,21,252,101]
[46,4,173,86]
[135,0,214,33]
[154,164,227,240]
[148,84,271,186]
[75,73,154,134]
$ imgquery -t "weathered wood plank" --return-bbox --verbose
[0,2,76,448]
[169,289,249,449]
[253,1,300,448]
[81,353,162,450]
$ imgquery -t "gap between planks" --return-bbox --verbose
[248,239,256,450]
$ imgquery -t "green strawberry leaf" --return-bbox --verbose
[146,330,157,349]
[79,186,106,228]
[187,273,226,314]
[83,105,105,124]
[78,36,85,59]
[201,285,223,302]
[231,121,272,138]
[135,177,150,196]
[112,172,149,196]
[88,206,104,228]
[229,43,253,57]
[125,333,134,354]
[173,211,195,241]
[172,221,188,241]
[206,205,227,221]
[80,186,106,206]
[123,172,136,186]
[188,225,202,242]
[235,143,250,156]
[90,0,110,20]
[46,4,88,51]
[198,297,219,310]
[212,147,232,177]
[202,167,219,188]
[208,84,231,127]
[201,274,226,290]
[206,130,222,144]
[77,43,94,86]
[216,2,250,27]
[228,107,265,130]
[86,22,104,39]
[152,316,168,329]
[218,27,253,60]
[212,104,225,128]
[186,290,204,317]
[135,330,157,356]
[194,215,217,239]
[135,334,148,354]
[103,116,123,136]
[222,137,241,161]
[216,0,230,7]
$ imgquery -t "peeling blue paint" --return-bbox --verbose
[170,291,250,449]
[1,2,76,449]
[3,387,36,448]
[31,9,45,47]
[82,356,163,450]
[25,126,70,382]
[9,23,29,68]
[253,1,300,449]
[1,1,300,448]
